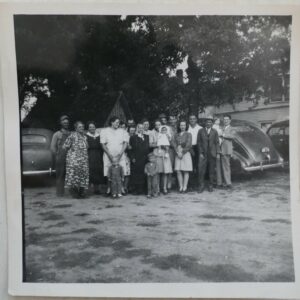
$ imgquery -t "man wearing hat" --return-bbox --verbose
[159,113,168,126]
[50,115,71,196]
[196,116,220,193]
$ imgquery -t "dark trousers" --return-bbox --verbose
[55,154,66,196]
[198,154,216,188]
[191,145,199,173]
[132,183,146,195]
[147,174,159,196]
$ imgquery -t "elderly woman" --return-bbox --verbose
[63,121,89,198]
[128,123,150,194]
[100,116,129,195]
[172,120,193,193]
[86,121,103,194]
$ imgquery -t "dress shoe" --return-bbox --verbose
[198,187,205,193]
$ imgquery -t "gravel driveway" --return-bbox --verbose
[23,169,294,283]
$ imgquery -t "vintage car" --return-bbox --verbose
[230,119,284,173]
[22,128,55,176]
[266,119,289,162]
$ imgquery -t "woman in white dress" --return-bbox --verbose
[100,116,129,195]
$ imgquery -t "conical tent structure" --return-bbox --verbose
[103,91,133,127]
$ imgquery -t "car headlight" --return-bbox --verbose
[261,147,270,153]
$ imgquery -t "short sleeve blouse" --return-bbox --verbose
[100,127,129,156]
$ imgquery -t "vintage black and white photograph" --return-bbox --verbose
[15,14,294,284]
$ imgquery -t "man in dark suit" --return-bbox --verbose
[197,116,220,193]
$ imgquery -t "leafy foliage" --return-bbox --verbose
[14,15,291,129]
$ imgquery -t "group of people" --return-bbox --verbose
[50,113,234,199]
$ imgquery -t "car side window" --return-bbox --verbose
[22,134,47,144]
[269,127,284,136]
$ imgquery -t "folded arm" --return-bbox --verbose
[182,133,192,155]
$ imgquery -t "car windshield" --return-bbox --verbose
[22,134,47,144]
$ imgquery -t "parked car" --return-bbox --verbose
[230,120,284,173]
[22,128,55,176]
[267,119,289,162]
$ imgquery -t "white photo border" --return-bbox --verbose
[1,1,300,298]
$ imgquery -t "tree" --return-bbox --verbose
[14,15,291,128]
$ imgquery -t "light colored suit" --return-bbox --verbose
[221,125,234,155]
[220,125,234,186]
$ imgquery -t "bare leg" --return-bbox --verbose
[177,171,183,191]
[163,174,168,193]
[106,179,111,194]
[167,173,172,189]
[183,172,189,191]
[123,176,129,193]
[157,173,161,194]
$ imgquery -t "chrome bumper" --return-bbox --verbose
[22,168,56,176]
[244,162,284,172]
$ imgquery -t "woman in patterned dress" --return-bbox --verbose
[63,121,89,198]
[119,121,131,194]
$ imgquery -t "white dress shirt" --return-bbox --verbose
[188,124,202,145]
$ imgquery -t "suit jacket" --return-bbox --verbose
[197,127,220,158]
[221,125,234,155]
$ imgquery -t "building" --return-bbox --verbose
[200,96,289,132]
